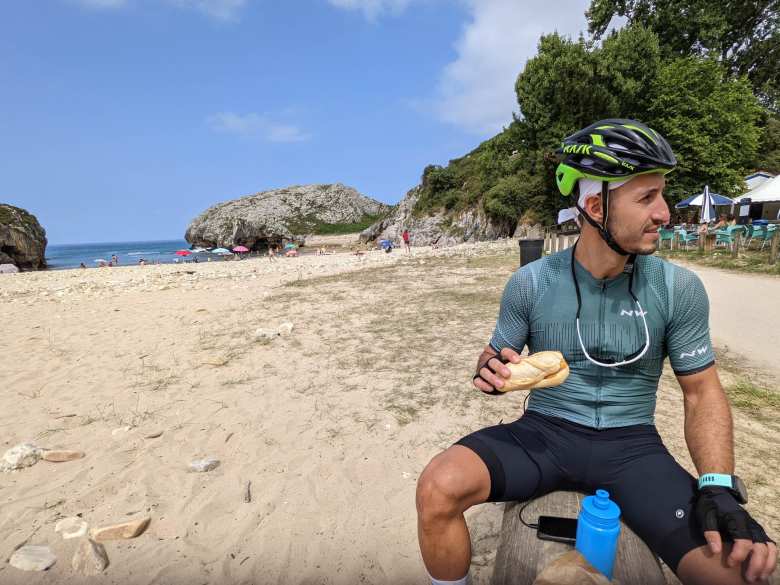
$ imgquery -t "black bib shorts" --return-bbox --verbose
[455,410,708,572]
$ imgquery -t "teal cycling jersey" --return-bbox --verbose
[489,247,715,429]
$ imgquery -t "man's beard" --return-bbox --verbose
[606,218,659,256]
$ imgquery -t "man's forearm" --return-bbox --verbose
[683,384,735,475]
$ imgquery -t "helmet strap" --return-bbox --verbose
[575,181,631,257]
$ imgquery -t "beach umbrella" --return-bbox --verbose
[210,248,231,255]
[191,247,208,253]
[93,258,107,263]
[699,185,716,223]
[175,250,192,256]
[232,245,249,253]
[284,242,296,250]
[674,190,733,208]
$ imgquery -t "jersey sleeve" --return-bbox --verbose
[489,268,535,353]
[667,268,716,375]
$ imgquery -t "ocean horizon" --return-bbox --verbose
[46,239,194,270]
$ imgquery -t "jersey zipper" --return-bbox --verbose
[595,281,606,428]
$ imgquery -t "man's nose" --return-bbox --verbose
[651,198,670,224]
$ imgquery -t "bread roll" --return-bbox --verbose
[498,351,569,393]
[530,362,569,389]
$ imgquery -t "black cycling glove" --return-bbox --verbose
[695,486,774,544]
[473,353,508,395]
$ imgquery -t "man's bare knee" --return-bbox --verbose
[416,446,490,525]
[677,544,770,585]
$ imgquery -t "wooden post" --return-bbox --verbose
[705,233,716,253]
[698,232,705,252]
[770,230,779,265]
[557,234,566,253]
[732,230,740,259]
[492,491,667,585]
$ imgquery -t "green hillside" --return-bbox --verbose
[410,9,779,228]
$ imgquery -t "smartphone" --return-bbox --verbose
[536,515,577,544]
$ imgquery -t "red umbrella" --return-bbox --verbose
[232,245,249,253]
[175,250,192,256]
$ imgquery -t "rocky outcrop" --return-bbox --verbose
[185,183,389,250]
[359,185,514,247]
[0,204,47,271]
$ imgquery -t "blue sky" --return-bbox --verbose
[1,0,591,244]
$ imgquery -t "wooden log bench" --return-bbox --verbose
[492,491,669,585]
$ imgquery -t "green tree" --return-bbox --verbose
[755,114,780,173]
[515,26,662,150]
[587,0,780,108]
[647,57,763,198]
[515,33,616,151]
[483,172,543,225]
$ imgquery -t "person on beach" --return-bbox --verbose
[111,254,118,265]
[416,119,776,585]
[79,262,86,269]
[402,229,411,254]
[268,245,277,261]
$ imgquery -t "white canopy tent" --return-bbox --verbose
[734,174,780,220]
[736,173,780,203]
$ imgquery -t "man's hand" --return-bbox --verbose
[695,486,777,582]
[472,347,524,394]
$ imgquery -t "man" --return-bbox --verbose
[416,120,776,585]
[402,228,411,254]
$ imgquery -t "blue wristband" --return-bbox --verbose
[698,473,733,490]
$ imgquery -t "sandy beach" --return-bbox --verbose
[1,239,778,584]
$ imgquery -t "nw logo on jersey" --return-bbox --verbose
[620,309,648,317]
[680,346,708,359]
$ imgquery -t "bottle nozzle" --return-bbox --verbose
[594,489,610,509]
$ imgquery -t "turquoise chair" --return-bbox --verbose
[762,225,778,250]
[658,228,675,249]
[747,225,767,249]
[677,229,699,250]
[715,225,746,249]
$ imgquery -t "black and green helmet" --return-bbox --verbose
[555,119,677,196]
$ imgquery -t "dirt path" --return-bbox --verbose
[678,262,780,377]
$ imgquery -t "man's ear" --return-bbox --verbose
[581,194,604,224]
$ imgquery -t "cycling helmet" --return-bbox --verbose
[555,119,677,255]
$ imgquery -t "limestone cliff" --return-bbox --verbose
[185,183,389,249]
[0,204,47,271]
[359,185,515,247]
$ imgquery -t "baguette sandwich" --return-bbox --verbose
[498,351,569,393]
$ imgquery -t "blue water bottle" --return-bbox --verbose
[575,489,621,581]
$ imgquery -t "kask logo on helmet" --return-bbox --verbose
[562,144,592,155]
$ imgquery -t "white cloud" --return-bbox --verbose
[326,0,591,135]
[207,112,312,143]
[167,0,247,21]
[326,0,414,20]
[435,0,591,135]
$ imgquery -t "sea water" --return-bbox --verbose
[45,239,192,270]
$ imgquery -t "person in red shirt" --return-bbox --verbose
[402,229,411,254]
